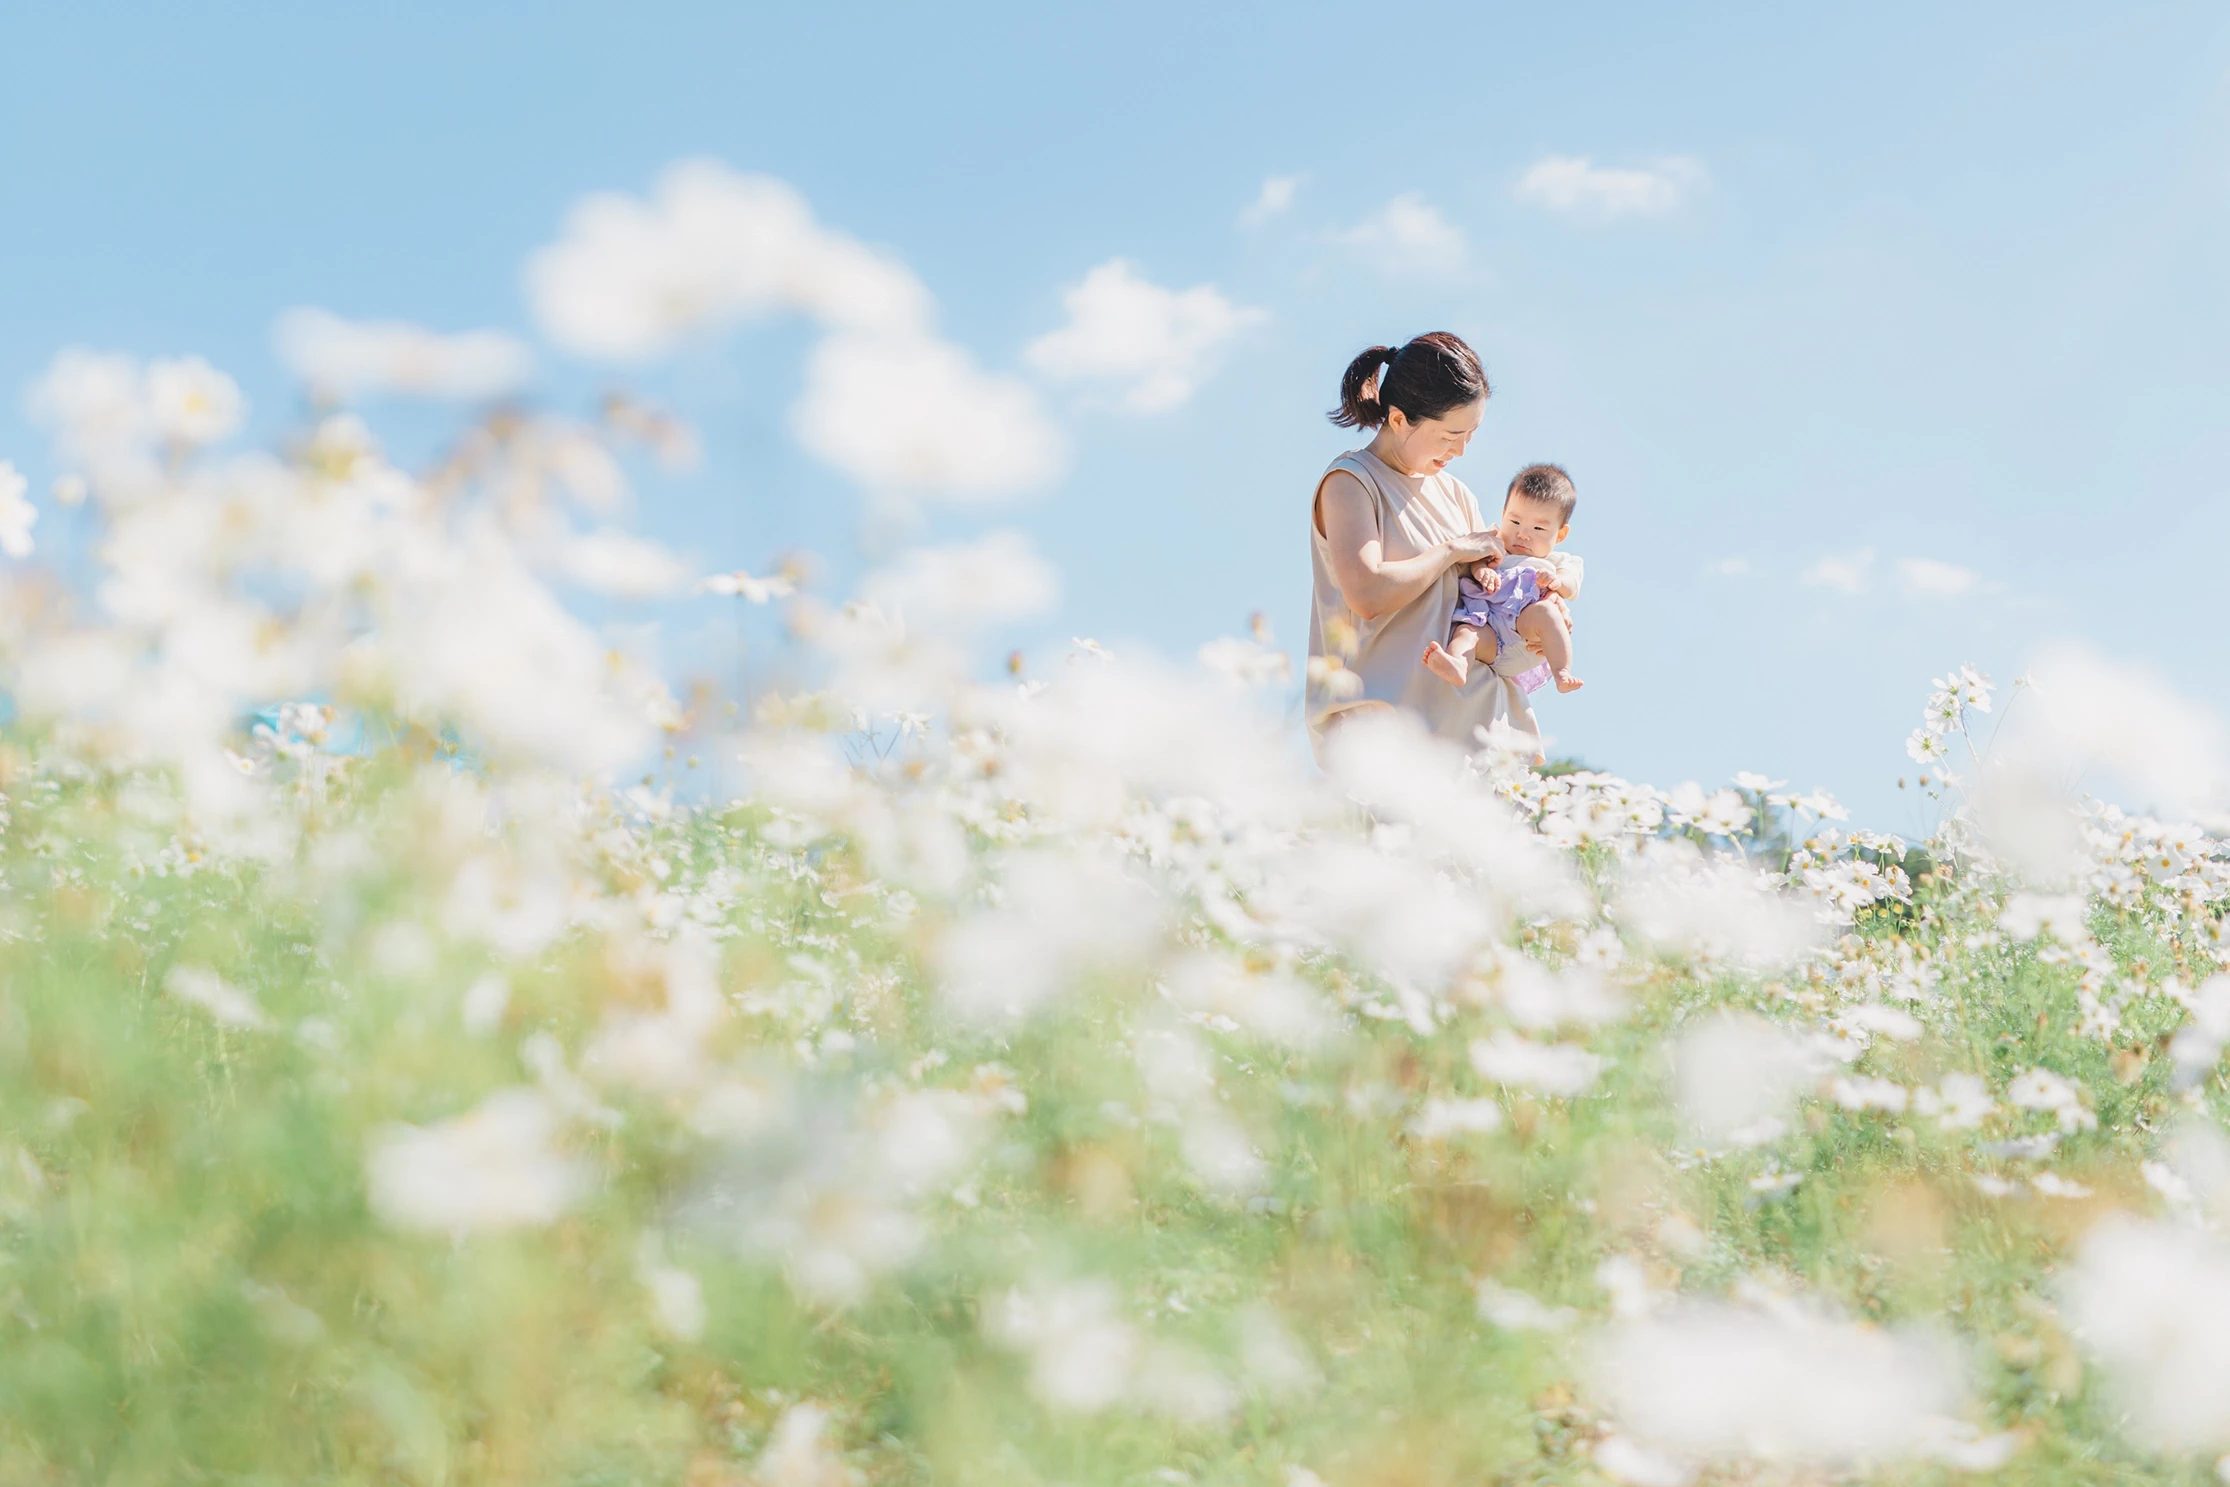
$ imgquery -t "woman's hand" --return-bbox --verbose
[1318,472,1506,622]
[1445,529,1505,567]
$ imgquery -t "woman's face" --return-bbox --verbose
[1384,398,1485,475]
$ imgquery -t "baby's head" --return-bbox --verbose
[1497,463,1576,559]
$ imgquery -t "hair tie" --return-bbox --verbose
[1383,345,1402,366]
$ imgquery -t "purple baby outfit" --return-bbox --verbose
[1452,567,1555,695]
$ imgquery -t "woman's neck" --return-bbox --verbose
[1366,432,1422,478]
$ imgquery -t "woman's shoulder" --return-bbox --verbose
[1322,448,1378,481]
[1315,451,1382,505]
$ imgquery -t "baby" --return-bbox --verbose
[1423,462,1584,693]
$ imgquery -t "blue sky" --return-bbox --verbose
[4,1,2228,827]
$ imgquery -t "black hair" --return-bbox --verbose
[1505,463,1577,523]
[1328,331,1489,430]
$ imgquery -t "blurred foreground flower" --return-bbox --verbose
[1585,1290,2006,1472]
[368,1089,592,1235]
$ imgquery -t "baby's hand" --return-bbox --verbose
[1475,566,1502,594]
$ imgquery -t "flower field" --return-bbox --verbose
[2,355,2229,1487]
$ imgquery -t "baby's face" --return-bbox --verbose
[1497,495,1569,558]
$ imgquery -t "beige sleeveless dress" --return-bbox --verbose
[1306,449,1529,760]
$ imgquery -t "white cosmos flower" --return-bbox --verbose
[1666,782,1751,837]
[376,518,656,776]
[1411,1097,1505,1139]
[164,964,270,1029]
[1831,1003,1923,1043]
[679,1082,994,1305]
[639,1258,707,1340]
[934,849,1167,1023]
[2167,975,2230,1090]
[582,934,726,1095]
[1160,952,1335,1048]
[0,462,34,557]
[988,1280,1140,1413]
[1999,892,2089,942]
[1586,1293,1974,1468]
[1322,709,1583,918]
[366,1088,590,1234]
[1912,1073,1996,1130]
[696,568,796,602]
[2006,1067,2096,1132]
[1695,790,1753,837]
[2063,1217,2230,1451]
[147,357,245,445]
[27,348,154,462]
[985,653,1314,833]
[1469,1032,1602,1096]
[1830,1076,1908,1113]
[1615,838,1826,969]
[1489,952,1627,1031]
[1477,1281,1576,1332]
[1594,1435,1694,1487]
[1248,837,1497,989]
[1669,1013,1824,1149]
[1932,666,1994,715]
[2017,643,2230,831]
[1197,633,1292,689]
[751,1403,853,1487]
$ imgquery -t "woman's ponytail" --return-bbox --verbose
[1327,333,1487,431]
[1329,345,1401,429]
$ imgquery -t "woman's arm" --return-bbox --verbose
[1315,470,1503,622]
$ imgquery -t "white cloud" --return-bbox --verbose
[864,530,1061,635]
[1239,174,1303,227]
[545,528,695,599]
[527,160,1062,502]
[1515,155,1705,219]
[793,331,1064,500]
[1024,259,1264,412]
[1895,557,1977,598]
[523,159,931,360]
[1340,193,1467,276]
[2022,642,2230,825]
[1803,550,1874,594]
[275,308,535,402]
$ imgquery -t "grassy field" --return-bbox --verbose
[2,375,2227,1485]
[0,672,2224,1486]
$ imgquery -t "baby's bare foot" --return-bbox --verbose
[1554,670,1585,694]
[1422,641,1468,687]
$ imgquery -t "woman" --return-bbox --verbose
[1309,331,1537,757]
